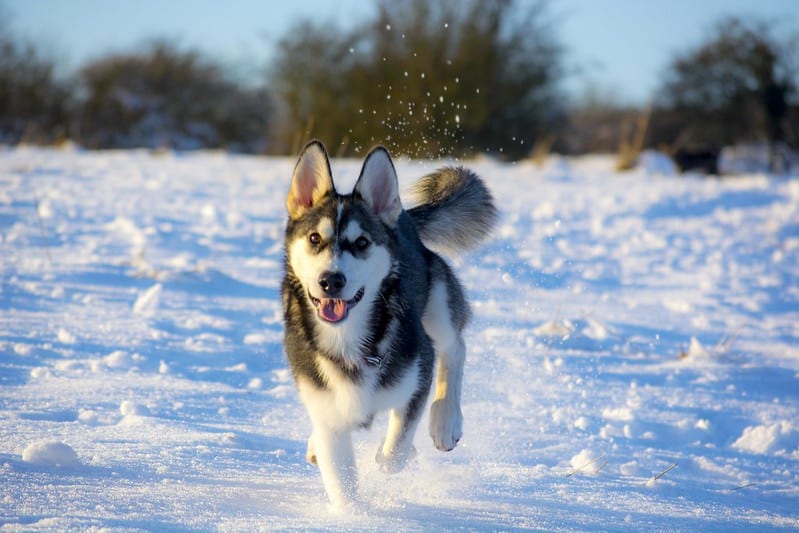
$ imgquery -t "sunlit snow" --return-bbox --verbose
[1,147,798,530]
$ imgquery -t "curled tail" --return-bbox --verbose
[407,166,498,254]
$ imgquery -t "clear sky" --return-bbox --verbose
[4,0,799,104]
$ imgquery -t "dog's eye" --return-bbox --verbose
[309,232,322,245]
[355,236,370,250]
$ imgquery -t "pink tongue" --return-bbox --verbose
[319,299,347,322]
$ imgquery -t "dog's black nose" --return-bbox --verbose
[318,271,347,295]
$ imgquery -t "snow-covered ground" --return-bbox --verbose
[1,147,798,531]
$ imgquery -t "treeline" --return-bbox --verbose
[1,0,798,166]
[0,35,270,152]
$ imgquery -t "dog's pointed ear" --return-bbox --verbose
[287,141,335,219]
[354,146,402,225]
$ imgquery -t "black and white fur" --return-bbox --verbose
[281,140,496,508]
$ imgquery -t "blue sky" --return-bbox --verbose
[4,0,799,104]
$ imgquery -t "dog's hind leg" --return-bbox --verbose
[423,279,467,452]
[376,382,427,473]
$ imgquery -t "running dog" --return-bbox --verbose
[281,140,496,507]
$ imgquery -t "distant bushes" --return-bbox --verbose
[77,42,271,152]
[1,16,270,152]
[0,5,797,165]
[0,28,71,144]
[1,0,564,158]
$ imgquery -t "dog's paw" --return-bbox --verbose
[429,398,463,452]
[306,435,317,465]
[375,442,416,474]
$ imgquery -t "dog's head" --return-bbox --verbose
[285,141,402,329]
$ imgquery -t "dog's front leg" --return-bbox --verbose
[305,434,317,464]
[423,280,466,452]
[429,336,465,452]
[311,427,358,508]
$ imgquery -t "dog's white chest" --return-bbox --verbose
[297,357,420,430]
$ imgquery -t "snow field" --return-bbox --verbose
[1,147,798,530]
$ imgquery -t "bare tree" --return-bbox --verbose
[651,16,798,169]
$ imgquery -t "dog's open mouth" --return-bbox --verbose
[309,287,365,323]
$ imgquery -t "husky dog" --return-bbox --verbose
[281,140,496,507]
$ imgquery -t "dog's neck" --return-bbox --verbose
[313,279,399,372]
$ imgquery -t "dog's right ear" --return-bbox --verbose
[287,141,335,219]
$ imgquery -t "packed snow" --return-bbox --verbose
[1,147,798,531]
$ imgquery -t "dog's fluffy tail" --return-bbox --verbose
[407,167,498,254]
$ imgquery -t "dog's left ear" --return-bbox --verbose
[354,146,402,226]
